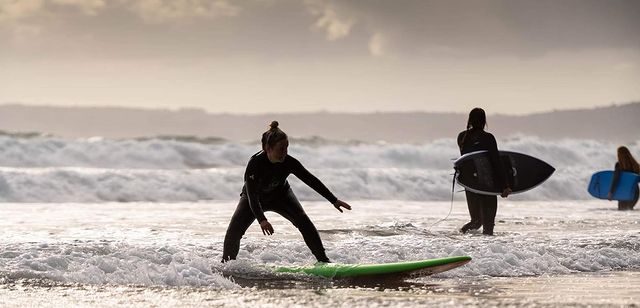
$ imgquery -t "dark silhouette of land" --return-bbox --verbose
[0,102,637,142]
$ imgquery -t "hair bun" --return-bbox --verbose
[270,121,279,130]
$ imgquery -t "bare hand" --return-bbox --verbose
[501,187,512,198]
[333,200,352,213]
[259,220,274,236]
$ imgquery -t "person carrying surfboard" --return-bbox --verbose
[608,146,639,210]
[221,121,352,263]
[457,108,511,235]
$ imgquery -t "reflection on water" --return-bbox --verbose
[2,271,638,307]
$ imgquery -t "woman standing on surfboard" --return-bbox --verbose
[608,146,639,210]
[457,108,511,235]
[222,121,352,263]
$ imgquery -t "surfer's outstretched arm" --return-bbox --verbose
[290,157,352,212]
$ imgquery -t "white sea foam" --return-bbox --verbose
[0,135,251,169]
[0,134,633,170]
[0,135,636,202]
[0,201,638,287]
[0,242,238,288]
[0,166,604,202]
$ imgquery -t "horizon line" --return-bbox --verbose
[0,101,637,117]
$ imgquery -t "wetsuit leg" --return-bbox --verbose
[618,190,639,210]
[222,196,256,262]
[269,189,330,262]
[461,191,483,233]
[618,201,629,210]
[481,194,498,235]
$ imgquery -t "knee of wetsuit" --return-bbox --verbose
[289,215,310,229]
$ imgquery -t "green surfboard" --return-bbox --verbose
[274,256,471,279]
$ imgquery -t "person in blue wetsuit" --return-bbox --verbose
[222,121,352,263]
[608,146,639,210]
[457,108,511,235]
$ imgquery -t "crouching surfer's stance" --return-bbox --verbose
[222,121,351,263]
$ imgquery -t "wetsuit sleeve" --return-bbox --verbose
[486,133,508,189]
[609,163,621,195]
[244,158,267,222]
[457,131,466,154]
[289,157,339,204]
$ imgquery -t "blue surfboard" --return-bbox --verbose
[588,170,639,201]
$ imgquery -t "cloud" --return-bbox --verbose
[126,0,240,23]
[305,0,354,41]
[305,0,640,56]
[0,0,243,49]
[0,0,44,22]
[368,32,386,56]
[0,0,106,21]
[0,0,240,23]
[52,0,106,15]
[1,0,639,60]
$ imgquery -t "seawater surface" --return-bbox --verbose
[1,134,638,306]
[0,134,636,202]
[0,200,638,307]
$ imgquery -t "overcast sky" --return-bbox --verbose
[1,0,639,114]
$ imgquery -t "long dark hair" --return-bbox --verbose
[261,121,288,151]
[617,146,640,173]
[467,107,487,130]
[459,108,487,147]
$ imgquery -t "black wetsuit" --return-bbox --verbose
[609,162,639,210]
[222,151,337,262]
[457,129,508,235]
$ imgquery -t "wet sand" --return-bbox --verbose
[1,270,638,307]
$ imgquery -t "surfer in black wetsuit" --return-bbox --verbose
[457,108,511,235]
[608,146,639,210]
[222,121,352,263]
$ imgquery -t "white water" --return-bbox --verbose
[1,134,639,307]
[0,200,638,288]
[0,134,636,202]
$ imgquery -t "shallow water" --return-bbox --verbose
[1,271,639,307]
[0,200,639,306]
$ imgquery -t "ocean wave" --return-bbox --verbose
[0,134,634,170]
[0,135,256,169]
[0,135,636,202]
[0,165,608,202]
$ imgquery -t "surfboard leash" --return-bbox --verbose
[427,169,458,231]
